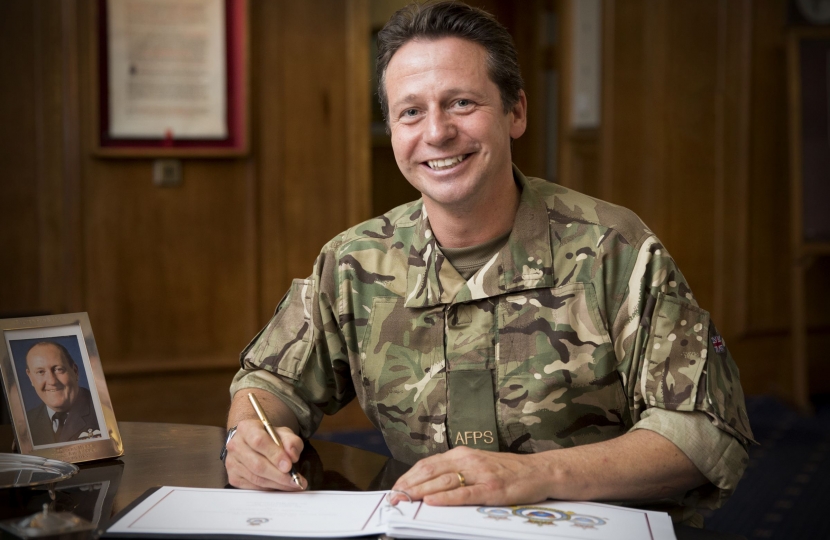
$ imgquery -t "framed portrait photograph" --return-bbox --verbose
[0,313,123,463]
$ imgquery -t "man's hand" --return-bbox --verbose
[390,446,548,506]
[390,429,708,506]
[225,389,307,491]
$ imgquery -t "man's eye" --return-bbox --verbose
[54,367,65,374]
[402,108,418,117]
[456,99,471,107]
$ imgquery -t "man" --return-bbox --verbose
[225,2,754,524]
[25,341,101,445]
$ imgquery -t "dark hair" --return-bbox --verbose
[26,341,77,369]
[376,1,524,124]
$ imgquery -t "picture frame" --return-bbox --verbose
[93,0,249,158]
[0,313,123,463]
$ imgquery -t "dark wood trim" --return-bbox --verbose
[598,0,615,202]
[62,0,84,313]
[346,0,372,226]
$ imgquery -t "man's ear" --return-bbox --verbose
[508,89,528,140]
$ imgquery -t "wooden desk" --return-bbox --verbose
[1,422,396,519]
[0,422,743,539]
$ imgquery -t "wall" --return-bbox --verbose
[0,0,373,429]
[559,0,830,402]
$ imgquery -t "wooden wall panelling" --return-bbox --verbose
[260,0,349,310]
[346,0,373,227]
[736,0,796,397]
[61,0,85,314]
[598,0,652,215]
[719,0,752,337]
[253,0,286,324]
[0,0,67,314]
[0,0,360,429]
[254,0,374,432]
[81,160,256,365]
[599,0,771,392]
[506,0,548,179]
[77,2,257,372]
[598,0,830,400]
[0,0,46,315]
[556,0,600,196]
[747,1,793,336]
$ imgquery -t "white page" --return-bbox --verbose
[106,487,388,537]
[107,0,227,138]
[388,500,676,540]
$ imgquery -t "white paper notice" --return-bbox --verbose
[106,487,389,537]
[107,0,227,139]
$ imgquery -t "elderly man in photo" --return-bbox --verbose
[25,341,101,445]
[223,1,755,525]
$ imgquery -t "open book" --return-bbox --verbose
[106,486,676,540]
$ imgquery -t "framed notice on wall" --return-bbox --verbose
[95,0,248,157]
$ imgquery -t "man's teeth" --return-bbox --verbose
[428,155,466,170]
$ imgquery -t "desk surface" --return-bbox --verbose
[0,422,742,539]
[1,422,395,517]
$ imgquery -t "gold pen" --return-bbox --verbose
[247,393,305,490]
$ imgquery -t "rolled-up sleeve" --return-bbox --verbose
[229,367,322,438]
[631,408,749,508]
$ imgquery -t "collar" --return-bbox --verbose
[404,165,554,308]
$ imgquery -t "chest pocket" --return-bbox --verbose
[360,296,449,464]
[496,283,626,453]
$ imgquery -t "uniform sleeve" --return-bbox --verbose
[631,409,749,508]
[229,249,355,438]
[612,235,756,508]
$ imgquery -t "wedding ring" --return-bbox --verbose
[456,471,466,488]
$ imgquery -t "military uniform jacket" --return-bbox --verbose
[234,167,755,501]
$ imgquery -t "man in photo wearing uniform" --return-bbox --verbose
[25,341,101,445]
[223,1,754,525]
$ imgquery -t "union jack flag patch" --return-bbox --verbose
[711,335,726,353]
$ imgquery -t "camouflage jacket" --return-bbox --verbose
[233,167,755,495]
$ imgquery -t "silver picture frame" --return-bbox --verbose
[0,312,123,463]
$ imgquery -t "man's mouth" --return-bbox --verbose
[426,154,468,171]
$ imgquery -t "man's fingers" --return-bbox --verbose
[226,445,302,491]
[393,449,466,492]
[227,455,306,491]
[400,471,461,501]
[225,420,306,491]
[274,426,304,462]
[423,485,482,506]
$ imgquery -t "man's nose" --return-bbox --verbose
[423,109,456,145]
[44,370,59,385]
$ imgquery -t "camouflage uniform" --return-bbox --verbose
[231,166,755,512]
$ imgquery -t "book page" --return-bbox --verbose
[107,487,388,537]
[388,500,676,540]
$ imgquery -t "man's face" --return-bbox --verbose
[385,37,526,215]
[25,344,80,412]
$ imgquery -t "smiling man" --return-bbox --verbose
[224,1,754,526]
[25,341,101,445]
